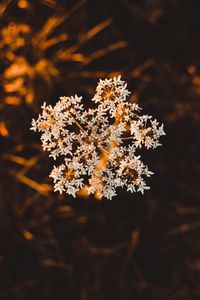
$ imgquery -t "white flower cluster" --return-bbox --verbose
[31,76,165,200]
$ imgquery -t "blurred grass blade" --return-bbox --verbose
[79,18,112,42]
[55,19,113,62]
[37,0,87,40]
[82,40,128,67]
[16,173,52,196]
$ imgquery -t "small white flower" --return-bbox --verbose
[30,119,38,132]
[31,76,165,200]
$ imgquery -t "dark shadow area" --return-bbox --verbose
[0,0,199,299]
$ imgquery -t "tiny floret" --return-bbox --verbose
[31,76,165,200]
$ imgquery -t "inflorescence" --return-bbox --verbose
[31,76,165,200]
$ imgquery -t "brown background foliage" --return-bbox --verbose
[0,0,199,299]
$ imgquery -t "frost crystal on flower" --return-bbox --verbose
[31,76,165,200]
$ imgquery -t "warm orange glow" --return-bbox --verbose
[192,75,200,85]
[110,140,117,148]
[57,205,72,214]
[0,2,7,15]
[4,78,24,93]
[37,33,69,51]
[16,173,52,196]
[96,153,109,170]
[4,96,21,105]
[77,185,89,198]
[17,0,29,9]
[0,122,9,137]
[93,151,109,200]
[23,230,34,241]
[25,93,34,104]
[6,51,15,61]
[4,58,31,79]
[95,190,103,200]
[3,155,28,166]
[188,65,196,75]
[1,23,30,48]
[70,53,86,62]
[81,19,112,41]
[65,168,74,179]
[77,151,109,199]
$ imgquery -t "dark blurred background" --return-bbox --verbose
[0,0,199,299]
